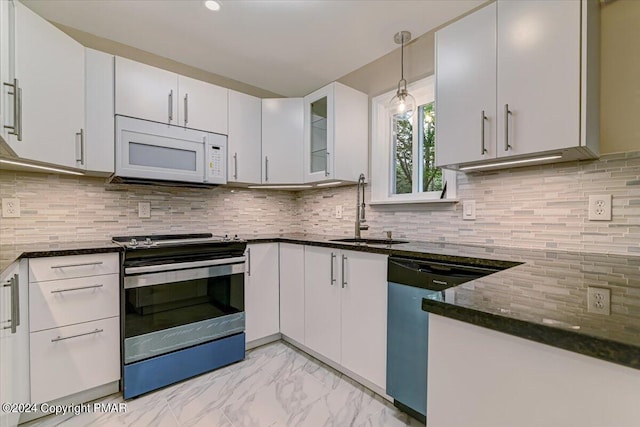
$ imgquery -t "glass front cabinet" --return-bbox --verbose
[303,82,368,184]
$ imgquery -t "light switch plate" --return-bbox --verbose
[138,202,151,218]
[335,205,343,219]
[463,200,476,220]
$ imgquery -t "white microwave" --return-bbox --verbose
[113,116,227,187]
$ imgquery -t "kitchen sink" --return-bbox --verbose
[330,238,409,245]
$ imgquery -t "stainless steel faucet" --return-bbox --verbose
[355,173,369,239]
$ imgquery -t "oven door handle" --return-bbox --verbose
[125,256,246,275]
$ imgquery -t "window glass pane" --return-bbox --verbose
[420,102,442,192]
[393,117,413,194]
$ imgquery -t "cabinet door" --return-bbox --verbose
[304,246,341,362]
[0,0,15,147]
[333,82,368,182]
[115,57,178,125]
[84,48,114,173]
[496,0,580,158]
[245,243,280,343]
[261,98,303,184]
[303,85,334,182]
[0,262,29,427]
[228,90,262,184]
[12,1,84,168]
[178,75,228,134]
[340,250,388,389]
[279,243,305,344]
[435,2,497,167]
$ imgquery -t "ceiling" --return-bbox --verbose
[23,0,484,97]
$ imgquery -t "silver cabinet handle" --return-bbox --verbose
[246,248,251,276]
[325,151,330,177]
[51,284,103,294]
[50,261,104,269]
[433,280,448,286]
[51,328,103,343]
[330,252,336,285]
[341,254,347,288]
[265,156,269,182]
[168,90,174,123]
[480,111,488,156]
[76,128,85,165]
[3,78,22,141]
[2,274,19,334]
[233,152,238,180]
[504,104,512,151]
[184,93,189,126]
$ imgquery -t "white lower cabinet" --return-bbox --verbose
[304,246,388,389]
[30,317,120,404]
[279,243,305,344]
[28,253,120,405]
[244,243,280,344]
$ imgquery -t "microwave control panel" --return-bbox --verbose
[205,134,227,184]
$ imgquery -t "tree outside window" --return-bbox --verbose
[392,102,442,195]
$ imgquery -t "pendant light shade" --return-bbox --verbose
[389,31,415,120]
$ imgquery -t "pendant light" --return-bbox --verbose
[389,31,416,120]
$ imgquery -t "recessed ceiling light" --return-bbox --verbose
[204,1,221,11]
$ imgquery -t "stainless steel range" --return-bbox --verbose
[113,233,247,399]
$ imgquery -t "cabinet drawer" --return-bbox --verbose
[29,253,119,283]
[30,317,120,403]
[29,274,119,332]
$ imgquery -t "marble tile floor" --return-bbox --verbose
[22,341,423,427]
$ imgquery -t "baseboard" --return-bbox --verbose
[280,335,392,402]
[19,381,120,424]
[246,333,281,350]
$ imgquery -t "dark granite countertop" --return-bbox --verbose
[2,233,639,370]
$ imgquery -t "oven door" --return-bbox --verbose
[123,260,245,364]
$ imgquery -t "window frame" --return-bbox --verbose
[370,76,457,205]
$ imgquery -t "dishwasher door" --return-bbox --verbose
[386,256,497,422]
[386,281,441,422]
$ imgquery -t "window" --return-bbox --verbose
[371,76,456,204]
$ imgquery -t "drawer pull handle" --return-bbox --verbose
[433,279,448,286]
[51,284,103,294]
[50,261,104,269]
[51,328,104,343]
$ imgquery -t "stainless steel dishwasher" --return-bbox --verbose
[386,256,500,423]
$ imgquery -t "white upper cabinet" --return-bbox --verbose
[0,0,15,147]
[496,0,580,158]
[436,0,599,170]
[84,48,114,173]
[228,90,262,184]
[435,3,497,166]
[261,98,303,184]
[5,1,85,168]
[115,57,179,125]
[303,82,368,183]
[177,75,228,134]
[115,57,228,134]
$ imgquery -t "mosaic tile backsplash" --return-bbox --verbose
[1,151,640,255]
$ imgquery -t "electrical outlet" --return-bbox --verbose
[588,194,612,221]
[2,198,20,218]
[138,202,151,218]
[335,205,343,219]
[463,200,476,220]
[587,286,611,315]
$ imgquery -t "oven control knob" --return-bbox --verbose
[223,234,230,241]
[145,238,152,245]
[130,238,138,247]
[233,234,240,240]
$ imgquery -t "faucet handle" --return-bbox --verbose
[385,230,392,240]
